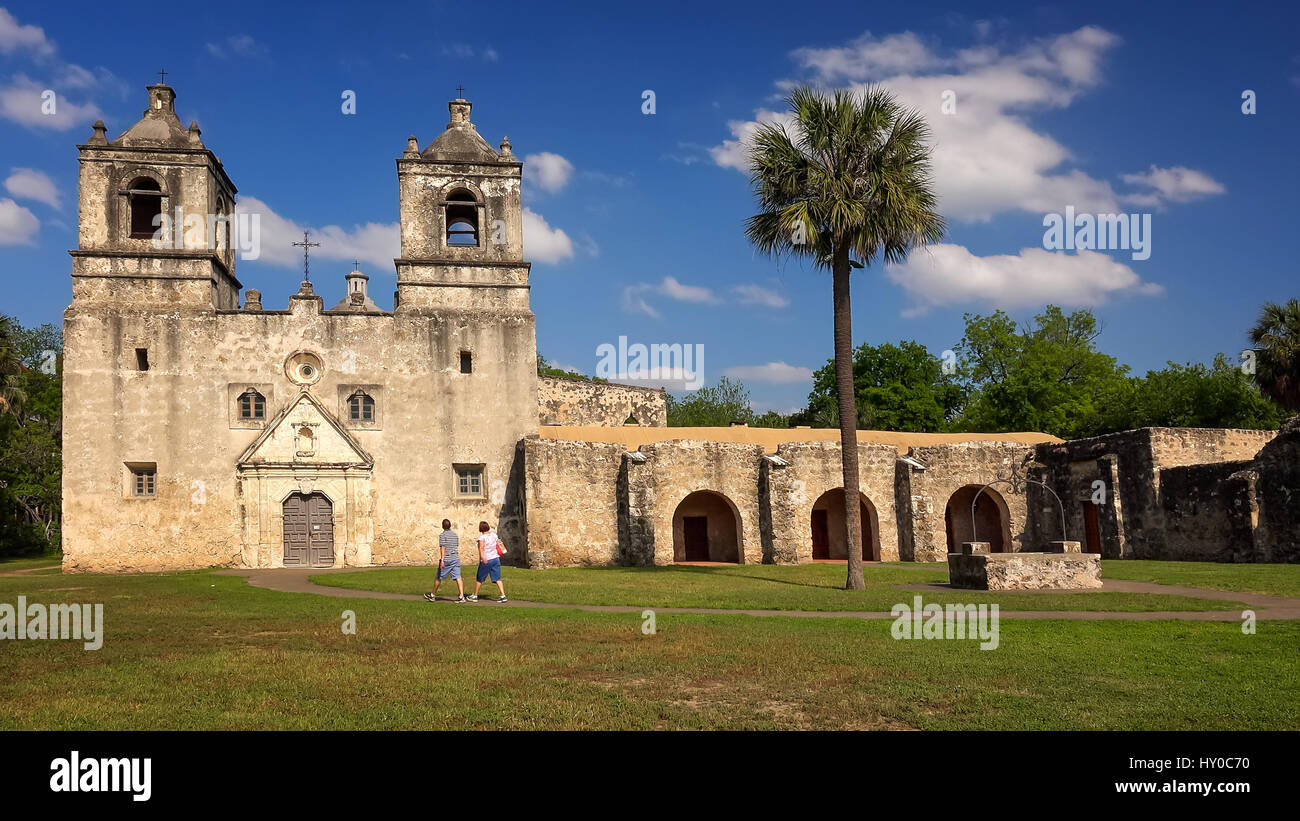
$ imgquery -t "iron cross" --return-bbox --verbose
[456,84,465,98]
[292,231,321,282]
[157,69,168,84]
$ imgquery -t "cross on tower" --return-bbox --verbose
[157,68,168,84]
[456,84,465,98]
[292,231,321,282]
[353,260,360,270]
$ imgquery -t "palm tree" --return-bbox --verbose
[745,86,945,589]
[0,316,26,417]
[1248,298,1300,413]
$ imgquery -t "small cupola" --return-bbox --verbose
[328,264,384,313]
[420,95,502,162]
[148,83,176,113]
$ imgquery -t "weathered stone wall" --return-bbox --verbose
[1231,416,1300,563]
[1147,427,1274,469]
[1030,427,1282,561]
[520,437,626,568]
[898,442,1037,561]
[1155,461,1254,562]
[763,441,900,562]
[628,441,765,565]
[62,289,538,572]
[537,377,667,427]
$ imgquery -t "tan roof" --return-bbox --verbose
[539,425,1062,455]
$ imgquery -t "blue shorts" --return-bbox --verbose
[438,561,461,580]
[476,559,501,583]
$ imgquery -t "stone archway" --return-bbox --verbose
[672,490,742,563]
[945,485,1011,554]
[811,488,881,561]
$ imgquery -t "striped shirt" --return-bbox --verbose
[439,530,459,562]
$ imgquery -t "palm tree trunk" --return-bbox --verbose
[833,243,866,590]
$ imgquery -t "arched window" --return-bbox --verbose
[348,391,375,422]
[445,189,479,247]
[238,389,265,420]
[127,177,164,239]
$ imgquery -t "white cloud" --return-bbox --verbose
[661,276,717,304]
[1120,165,1226,207]
[0,198,39,245]
[524,152,575,193]
[732,283,789,308]
[884,243,1163,316]
[234,196,399,270]
[713,26,1130,222]
[791,31,940,82]
[441,43,498,62]
[0,8,54,57]
[207,34,267,58]
[0,74,102,130]
[620,276,720,318]
[621,284,660,319]
[4,167,59,209]
[723,362,814,384]
[522,207,574,264]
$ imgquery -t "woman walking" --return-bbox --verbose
[468,521,508,602]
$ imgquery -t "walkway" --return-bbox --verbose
[215,567,1300,622]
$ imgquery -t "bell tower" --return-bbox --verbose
[71,81,240,310]
[394,95,528,311]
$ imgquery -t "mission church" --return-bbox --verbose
[60,82,1300,573]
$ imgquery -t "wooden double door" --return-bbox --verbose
[283,492,335,568]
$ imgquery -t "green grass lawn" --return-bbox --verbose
[312,563,1244,612]
[0,568,1295,730]
[1101,560,1300,598]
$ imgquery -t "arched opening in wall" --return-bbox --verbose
[282,491,334,568]
[215,196,229,252]
[810,488,880,561]
[444,189,479,246]
[672,490,741,563]
[127,177,164,239]
[944,485,1011,554]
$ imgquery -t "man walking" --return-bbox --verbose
[424,519,466,603]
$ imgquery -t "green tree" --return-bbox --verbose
[536,352,604,382]
[1248,298,1300,413]
[1093,355,1289,433]
[752,410,791,429]
[666,376,754,427]
[796,340,961,432]
[0,315,62,556]
[954,306,1128,439]
[745,86,944,588]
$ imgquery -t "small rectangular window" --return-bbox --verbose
[130,466,156,497]
[135,348,149,371]
[459,351,472,374]
[455,465,484,497]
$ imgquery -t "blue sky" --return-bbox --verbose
[1,0,1296,412]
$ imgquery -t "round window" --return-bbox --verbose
[285,351,325,386]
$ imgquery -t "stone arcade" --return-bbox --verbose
[61,83,1299,573]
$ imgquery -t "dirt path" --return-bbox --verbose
[0,564,60,577]
[215,567,1300,622]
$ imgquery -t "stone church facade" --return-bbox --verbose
[61,83,1299,572]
